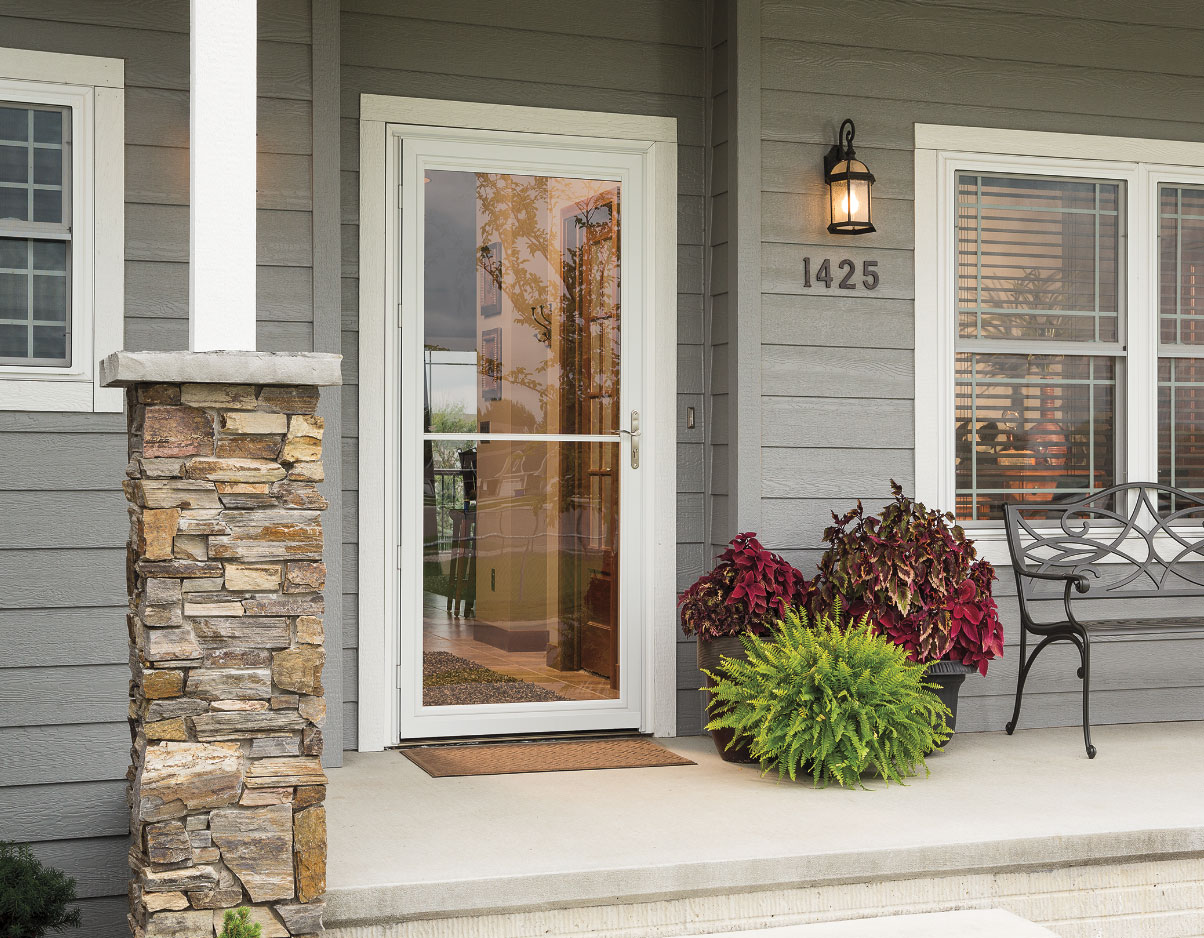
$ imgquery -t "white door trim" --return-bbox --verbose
[357,95,677,751]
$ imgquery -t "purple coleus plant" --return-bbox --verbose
[679,533,810,641]
[808,480,1004,675]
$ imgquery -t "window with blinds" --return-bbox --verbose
[953,173,1121,521]
[1158,185,1204,508]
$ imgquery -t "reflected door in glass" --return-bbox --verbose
[420,169,624,709]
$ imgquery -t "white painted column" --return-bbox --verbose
[189,0,257,352]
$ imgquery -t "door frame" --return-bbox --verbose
[356,95,678,751]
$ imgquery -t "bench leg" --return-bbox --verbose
[1078,631,1096,759]
[1006,630,1080,737]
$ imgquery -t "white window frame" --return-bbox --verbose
[915,125,1204,565]
[0,47,123,412]
[356,95,678,751]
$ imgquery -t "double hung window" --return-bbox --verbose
[0,102,71,366]
[916,127,1204,544]
[0,47,123,412]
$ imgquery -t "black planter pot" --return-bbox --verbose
[925,659,976,733]
[697,635,759,763]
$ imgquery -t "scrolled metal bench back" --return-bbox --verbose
[1003,483,1204,600]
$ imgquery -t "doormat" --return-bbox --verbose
[422,651,568,706]
[402,737,695,777]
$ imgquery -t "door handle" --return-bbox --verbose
[618,410,640,469]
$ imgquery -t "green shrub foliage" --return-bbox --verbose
[703,606,951,788]
[218,908,262,938]
[0,841,81,938]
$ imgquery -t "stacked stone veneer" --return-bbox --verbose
[122,381,328,938]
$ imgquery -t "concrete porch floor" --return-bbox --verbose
[324,723,1204,937]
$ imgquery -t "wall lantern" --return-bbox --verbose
[824,119,875,235]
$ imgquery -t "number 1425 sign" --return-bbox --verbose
[802,257,879,290]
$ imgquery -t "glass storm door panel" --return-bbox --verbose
[399,136,644,738]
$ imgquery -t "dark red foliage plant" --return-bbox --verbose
[808,481,1004,675]
[679,533,810,641]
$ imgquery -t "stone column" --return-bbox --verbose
[101,351,342,938]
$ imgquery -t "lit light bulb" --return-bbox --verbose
[841,190,860,216]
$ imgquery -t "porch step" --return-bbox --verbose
[719,910,1058,937]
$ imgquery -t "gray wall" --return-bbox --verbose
[0,3,323,935]
[748,0,1204,731]
[337,0,709,744]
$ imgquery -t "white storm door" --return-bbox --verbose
[396,131,646,738]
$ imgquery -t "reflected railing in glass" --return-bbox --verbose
[420,439,621,706]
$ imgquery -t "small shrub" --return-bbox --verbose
[809,481,1004,673]
[0,841,81,938]
[703,606,951,788]
[218,908,262,938]
[679,533,809,640]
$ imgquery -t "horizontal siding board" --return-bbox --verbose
[762,346,914,399]
[763,0,1204,79]
[341,66,705,146]
[0,724,128,787]
[0,548,126,610]
[761,294,915,350]
[2,607,128,668]
[29,837,128,899]
[762,38,1204,125]
[0,491,127,549]
[0,412,124,434]
[344,0,705,46]
[0,665,128,728]
[0,780,126,841]
[760,396,914,449]
[762,447,913,498]
[342,14,703,98]
[0,434,127,491]
[958,686,1204,734]
[763,88,1204,150]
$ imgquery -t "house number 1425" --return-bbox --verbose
[802,257,879,290]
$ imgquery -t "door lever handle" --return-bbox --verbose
[617,410,640,469]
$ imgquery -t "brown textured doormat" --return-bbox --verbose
[402,737,695,777]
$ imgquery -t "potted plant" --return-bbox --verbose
[678,532,809,761]
[808,481,1004,731]
[703,605,951,787]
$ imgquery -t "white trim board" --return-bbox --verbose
[360,95,677,143]
[356,95,678,751]
[915,124,1204,567]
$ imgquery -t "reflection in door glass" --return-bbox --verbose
[422,438,620,705]
[422,170,621,436]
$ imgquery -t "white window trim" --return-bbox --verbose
[0,46,123,412]
[356,95,678,752]
[915,124,1204,566]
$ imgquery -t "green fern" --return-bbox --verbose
[703,605,951,788]
[218,908,262,938]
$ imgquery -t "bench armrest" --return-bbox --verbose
[1015,566,1092,594]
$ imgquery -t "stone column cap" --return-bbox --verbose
[101,350,343,388]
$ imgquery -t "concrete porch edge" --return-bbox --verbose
[324,826,1204,927]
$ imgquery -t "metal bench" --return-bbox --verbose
[1003,482,1204,758]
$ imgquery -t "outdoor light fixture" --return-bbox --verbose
[824,119,875,235]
